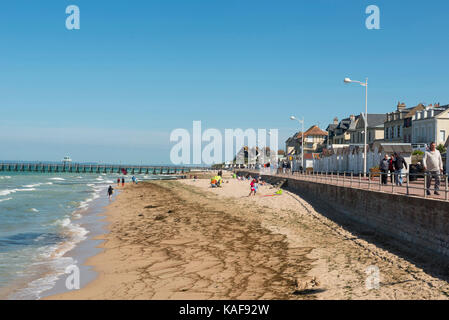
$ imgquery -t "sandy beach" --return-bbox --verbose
[46,172,449,300]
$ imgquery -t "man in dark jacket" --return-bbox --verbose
[379,154,389,185]
[393,152,408,186]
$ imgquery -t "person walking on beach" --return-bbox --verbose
[380,154,389,185]
[423,142,444,196]
[393,152,407,186]
[117,178,120,186]
[107,185,114,200]
[121,177,125,187]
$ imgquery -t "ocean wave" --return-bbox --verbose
[29,208,39,213]
[23,183,42,188]
[48,177,65,181]
[0,188,36,196]
[9,255,75,300]
[0,176,11,179]
[12,217,91,299]
[0,197,12,203]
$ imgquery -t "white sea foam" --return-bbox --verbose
[5,175,104,300]
[0,197,12,203]
[0,176,11,179]
[9,214,89,299]
[23,183,42,188]
[9,255,76,300]
[0,188,36,196]
[29,208,39,213]
[0,189,14,196]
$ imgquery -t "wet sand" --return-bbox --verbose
[46,173,449,299]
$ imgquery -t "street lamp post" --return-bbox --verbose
[290,116,304,173]
[344,77,368,177]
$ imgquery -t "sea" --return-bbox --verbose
[0,171,176,300]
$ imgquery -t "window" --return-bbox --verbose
[440,130,446,143]
[385,127,389,140]
[397,125,401,138]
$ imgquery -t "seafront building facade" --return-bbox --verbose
[384,102,425,143]
[349,113,386,144]
[285,125,328,166]
[412,104,449,146]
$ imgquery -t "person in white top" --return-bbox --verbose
[423,142,444,196]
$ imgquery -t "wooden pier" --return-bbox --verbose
[0,163,202,175]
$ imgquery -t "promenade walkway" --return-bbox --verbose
[243,169,449,202]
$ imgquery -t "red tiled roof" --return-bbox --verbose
[303,153,321,160]
[296,125,328,139]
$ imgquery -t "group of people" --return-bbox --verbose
[108,175,140,199]
[210,170,223,188]
[280,161,291,174]
[379,152,408,186]
[379,142,444,196]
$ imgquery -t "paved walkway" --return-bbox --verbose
[245,170,449,202]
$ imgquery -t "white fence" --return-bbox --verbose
[311,147,410,174]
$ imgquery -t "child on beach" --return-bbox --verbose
[248,178,257,196]
[107,185,114,199]
[121,177,125,186]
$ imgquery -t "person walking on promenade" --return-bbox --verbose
[107,185,114,200]
[388,154,395,184]
[380,154,389,185]
[393,152,407,186]
[423,142,444,196]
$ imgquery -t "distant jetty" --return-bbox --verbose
[0,163,207,175]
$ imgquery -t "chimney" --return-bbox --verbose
[397,102,406,111]
[333,117,338,125]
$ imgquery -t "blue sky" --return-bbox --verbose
[1,0,449,164]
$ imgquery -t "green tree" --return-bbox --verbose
[437,144,447,154]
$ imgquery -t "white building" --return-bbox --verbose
[412,104,449,145]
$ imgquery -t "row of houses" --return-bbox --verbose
[285,102,449,169]
[327,102,449,147]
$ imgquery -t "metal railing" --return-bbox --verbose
[253,169,449,202]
